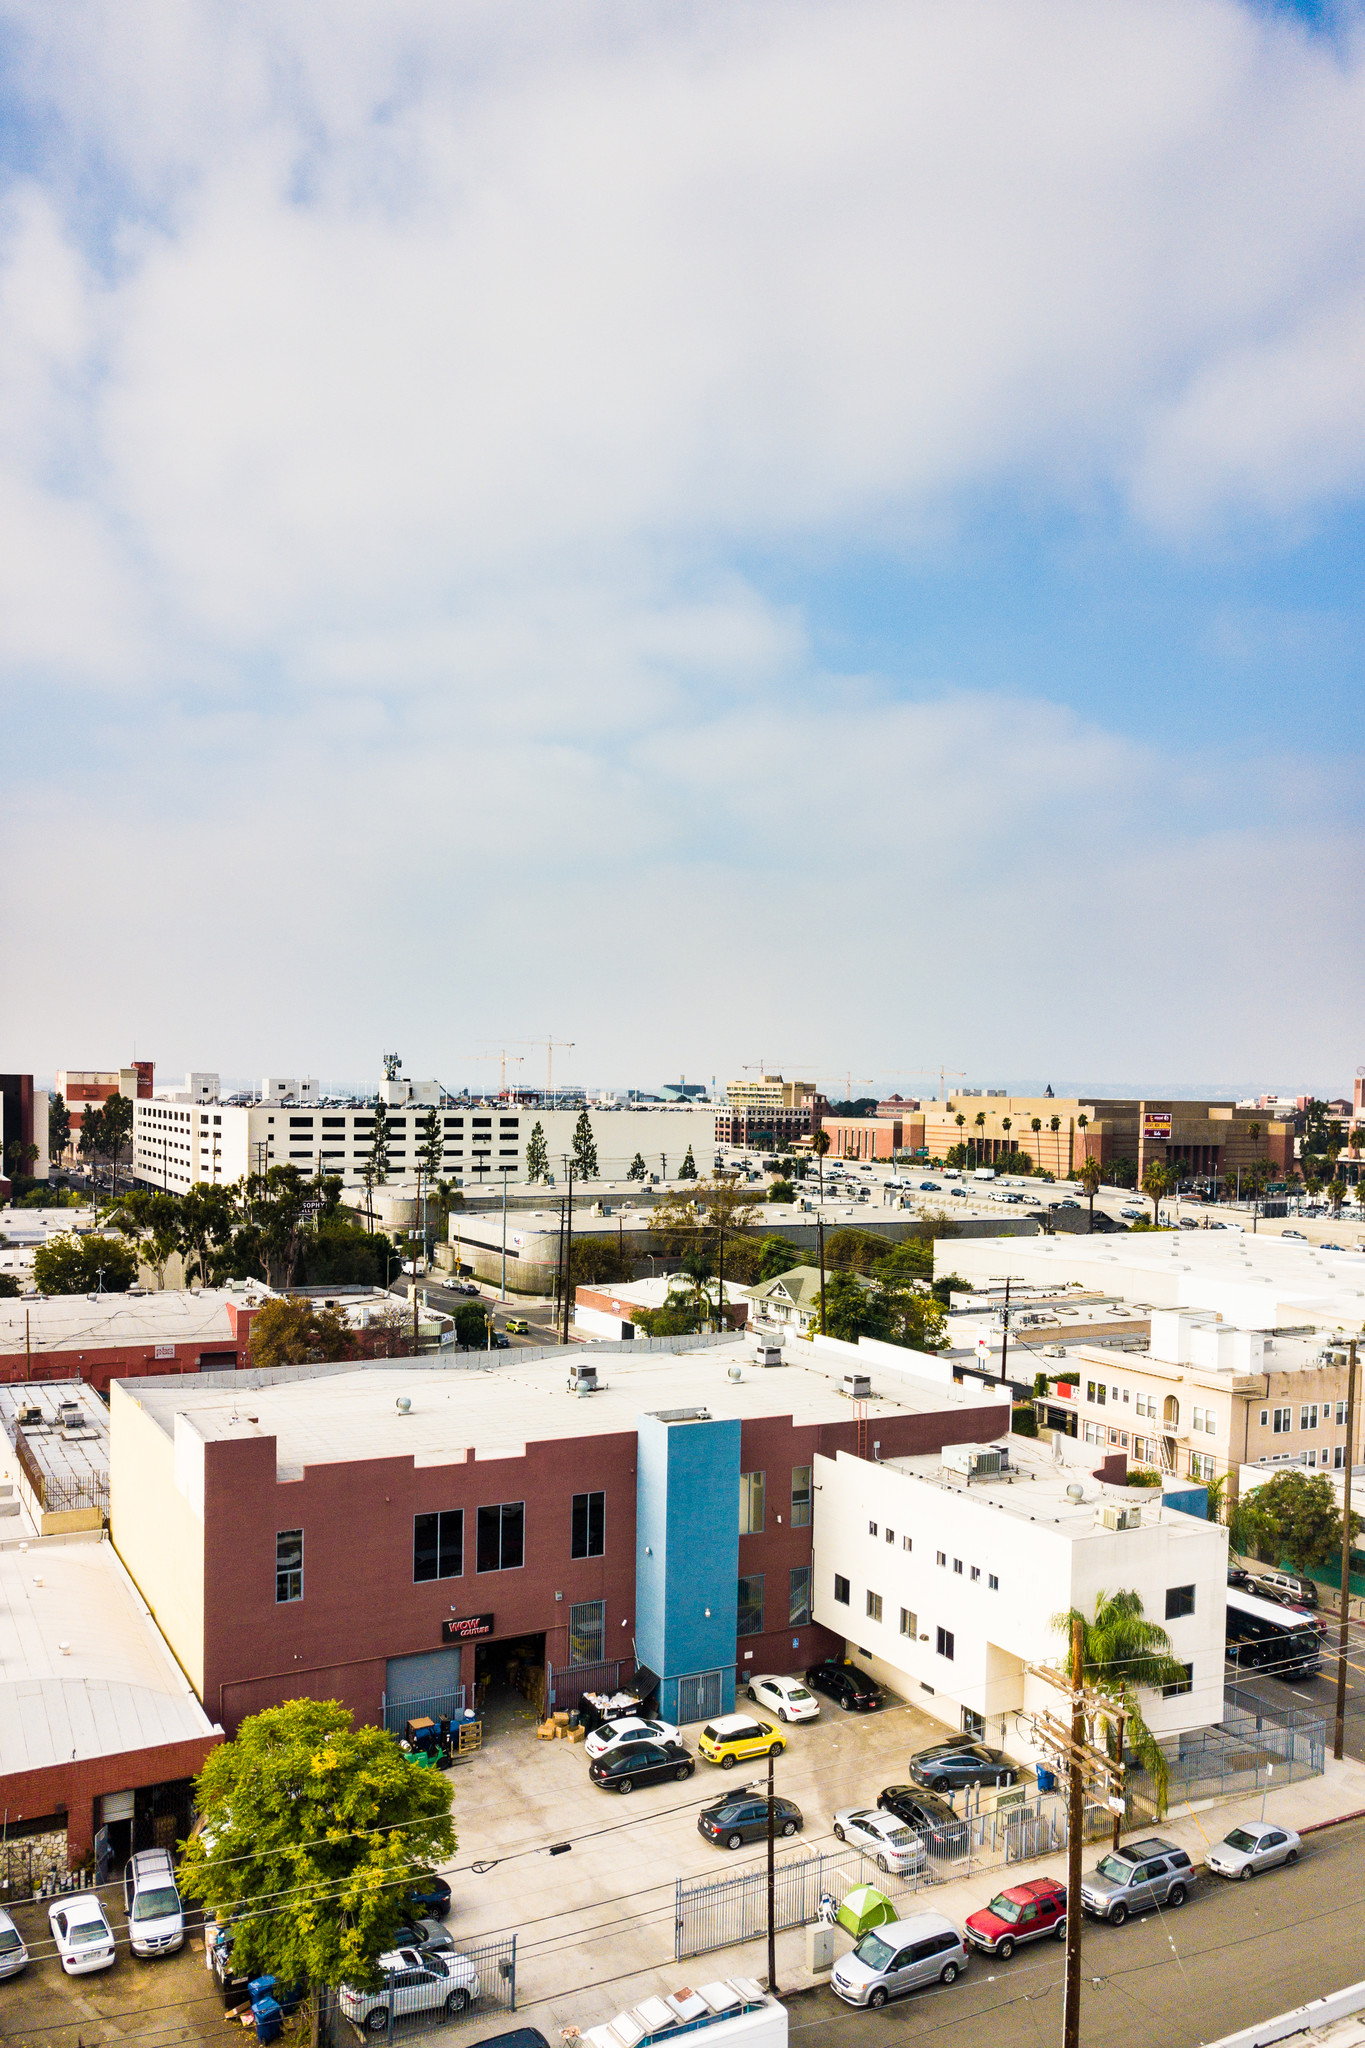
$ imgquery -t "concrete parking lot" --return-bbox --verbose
[0,1892,226,2048]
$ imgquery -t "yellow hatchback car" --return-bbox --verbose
[505,1318,530,1335]
[697,1714,787,1770]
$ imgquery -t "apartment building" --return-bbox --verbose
[716,1074,824,1150]
[812,1433,1227,1757]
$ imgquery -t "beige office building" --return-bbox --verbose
[920,1096,1292,1180]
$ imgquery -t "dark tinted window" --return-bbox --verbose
[908,1938,939,1962]
[572,1491,605,1559]
[932,1933,960,1954]
[414,1509,463,1581]
[477,1502,524,1571]
[1165,1585,1195,1620]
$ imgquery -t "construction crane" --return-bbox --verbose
[465,1050,525,1096]
[479,1037,576,1104]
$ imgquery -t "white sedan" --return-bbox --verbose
[1206,1822,1302,1880]
[832,1807,927,1875]
[746,1675,820,1723]
[49,1893,116,1974]
[584,1714,681,1761]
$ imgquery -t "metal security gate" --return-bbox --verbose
[676,1669,725,1726]
[546,1659,632,1711]
[367,1932,517,2040]
[380,1686,468,1737]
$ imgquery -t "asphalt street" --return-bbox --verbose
[1229,1644,1365,1766]
[784,1813,1365,2048]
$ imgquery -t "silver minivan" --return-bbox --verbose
[124,1848,185,1957]
[831,1911,969,2009]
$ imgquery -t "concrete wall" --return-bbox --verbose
[109,1384,208,1697]
[0,1731,221,1865]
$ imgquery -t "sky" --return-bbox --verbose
[2,0,1364,1102]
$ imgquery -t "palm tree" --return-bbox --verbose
[1328,1178,1347,1218]
[954,1112,966,1163]
[1053,1590,1191,1815]
[1078,1154,1102,1232]
[812,1127,830,1204]
[1141,1159,1171,1227]
[1001,1116,1012,1164]
[973,1110,986,1167]
[1049,1114,1061,1175]
[1030,1116,1042,1173]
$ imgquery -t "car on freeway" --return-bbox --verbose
[876,1784,961,1844]
[1282,1230,1307,1241]
[950,1187,967,1198]
[0,1907,27,1980]
[745,1674,819,1722]
[583,1713,681,1761]
[697,1715,786,1769]
[919,1182,940,1191]
[830,1912,969,2008]
[832,1808,926,1875]
[124,1847,185,1957]
[588,1738,695,1792]
[963,1878,1067,1958]
[1080,1837,1195,1923]
[697,1788,804,1849]
[1120,1205,1144,1218]
[405,1872,452,1920]
[1205,1822,1301,1880]
[48,1893,117,1975]
[804,1661,880,1713]
[907,1741,1018,1791]
[340,1948,479,2033]
[1319,1242,1348,1252]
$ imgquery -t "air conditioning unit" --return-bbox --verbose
[943,1443,1008,1482]
[842,1373,872,1400]
[568,1362,599,1394]
[1100,1504,1143,1532]
[751,1342,784,1369]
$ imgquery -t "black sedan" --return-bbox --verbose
[588,1739,694,1793]
[907,1741,1018,1792]
[804,1661,880,1712]
[876,1784,962,1842]
[698,1789,804,1850]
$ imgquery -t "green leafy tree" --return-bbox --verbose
[626,1151,647,1182]
[755,1234,805,1282]
[525,1122,549,1183]
[177,1182,239,1284]
[178,1698,455,2002]
[362,1104,391,1230]
[77,1102,106,1175]
[571,1109,599,1181]
[1327,1178,1347,1217]
[677,1145,698,1180]
[0,1273,21,1298]
[821,1268,887,1341]
[634,1287,709,1337]
[102,1092,134,1196]
[1235,1469,1360,1576]
[249,1297,362,1369]
[33,1232,138,1294]
[567,1237,634,1287]
[4,1140,38,1178]
[767,1179,794,1203]
[113,1189,183,1287]
[451,1302,489,1348]
[48,1093,71,1163]
[1053,1590,1191,1814]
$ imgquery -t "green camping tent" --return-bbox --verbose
[835,1884,896,1937]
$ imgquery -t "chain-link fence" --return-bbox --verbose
[1135,1709,1326,1809]
[333,1933,517,2042]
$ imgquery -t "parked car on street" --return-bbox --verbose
[804,1661,880,1712]
[745,1674,819,1722]
[0,1907,27,1979]
[830,1912,969,2008]
[1205,1822,1301,1880]
[339,1948,479,2033]
[1080,1837,1195,1923]
[832,1808,926,1876]
[584,1714,681,1761]
[697,1715,786,1769]
[48,1893,117,1975]
[505,1318,530,1334]
[123,1848,185,1957]
[588,1738,695,1792]
[697,1788,804,1849]
[907,1741,1018,1792]
[876,1784,961,1844]
[964,1879,1067,1957]
[392,1917,454,1953]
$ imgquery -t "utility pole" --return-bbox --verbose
[766,1744,778,1996]
[561,1161,575,1345]
[816,1212,826,1337]
[500,1168,509,1302]
[1335,1336,1358,1761]
[999,1276,1011,1385]
[1063,1615,1085,2048]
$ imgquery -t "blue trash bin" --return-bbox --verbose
[1035,1766,1056,1793]
[254,1995,283,2043]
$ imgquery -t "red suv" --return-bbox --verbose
[964,1879,1067,1958]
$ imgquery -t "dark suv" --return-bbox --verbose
[698,1789,804,1850]
[804,1661,880,1712]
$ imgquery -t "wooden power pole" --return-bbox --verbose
[1335,1337,1358,1762]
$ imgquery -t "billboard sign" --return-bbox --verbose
[1142,1112,1172,1142]
[442,1613,495,1643]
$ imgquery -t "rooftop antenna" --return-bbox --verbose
[382,1052,402,1081]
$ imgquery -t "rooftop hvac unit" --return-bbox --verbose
[943,1443,1008,1482]
[1100,1504,1143,1532]
[752,1342,784,1369]
[842,1373,872,1400]
[568,1362,599,1394]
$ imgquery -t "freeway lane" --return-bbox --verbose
[786,1814,1365,2048]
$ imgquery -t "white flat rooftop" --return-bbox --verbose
[0,1287,254,1359]
[883,1436,1218,1536]
[122,1339,1007,1480]
[0,1538,215,1777]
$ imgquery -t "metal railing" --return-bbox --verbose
[9,1427,107,1514]
[546,1658,634,1711]
[1137,1708,1326,1809]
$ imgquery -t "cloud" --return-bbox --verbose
[2,0,1365,1084]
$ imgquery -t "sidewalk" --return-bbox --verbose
[503,1749,1365,2043]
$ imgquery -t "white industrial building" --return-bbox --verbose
[811,1430,1227,1760]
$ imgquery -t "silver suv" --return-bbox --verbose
[1081,1838,1195,1925]
[339,1947,479,2033]
[123,1848,185,1957]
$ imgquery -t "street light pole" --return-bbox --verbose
[500,1168,509,1303]
[1334,1337,1358,1761]
[1062,1614,1085,2048]
[766,1745,778,1997]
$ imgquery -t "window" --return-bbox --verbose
[936,1627,955,1661]
[789,1566,812,1626]
[1300,1404,1318,1431]
[866,1590,883,1623]
[1165,1584,1195,1620]
[900,1607,917,1638]
[970,1565,980,1582]
[988,1573,999,1590]
[885,1527,895,1544]
[571,1491,605,1559]
[739,1471,766,1535]
[1163,1662,1194,1699]
[413,1509,463,1582]
[1122,1387,1130,1404]
[790,1466,812,1528]
[476,1501,524,1572]
[1335,1400,1347,1426]
[902,1534,913,1551]
[275,1529,303,1603]
[1273,1408,1291,1434]
[953,1558,963,1575]
[737,1574,764,1636]
[936,1550,946,1567]
[868,1520,878,1537]
[834,1574,850,1605]
[1190,1450,1215,1481]
[568,1599,605,1665]
[1084,1421,1104,1445]
[1335,1445,1347,1469]
[1259,1409,1269,1427]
